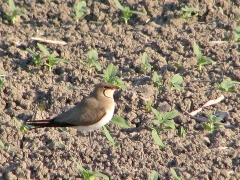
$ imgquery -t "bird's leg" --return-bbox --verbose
[89,131,93,148]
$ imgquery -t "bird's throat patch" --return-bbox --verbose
[103,89,114,98]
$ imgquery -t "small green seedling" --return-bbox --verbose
[217,79,240,92]
[151,108,177,131]
[71,157,109,180]
[74,1,87,22]
[59,141,65,149]
[150,108,178,148]
[37,43,69,72]
[233,27,240,42]
[145,101,153,113]
[0,139,8,150]
[174,61,181,68]
[113,0,144,25]
[38,103,46,111]
[178,126,186,138]
[80,49,101,74]
[111,116,130,128]
[141,52,152,75]
[100,63,126,90]
[193,42,216,71]
[152,72,164,91]
[170,168,181,180]
[151,128,165,148]
[103,125,119,147]
[203,111,223,132]
[5,0,27,25]
[26,48,42,66]
[150,170,159,180]
[13,117,28,133]
[0,69,5,88]
[169,74,184,91]
[180,5,200,20]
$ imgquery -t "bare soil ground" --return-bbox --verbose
[1,0,240,179]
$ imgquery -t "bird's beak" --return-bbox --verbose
[110,86,119,90]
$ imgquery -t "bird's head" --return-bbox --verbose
[93,82,118,99]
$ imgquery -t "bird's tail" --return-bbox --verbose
[26,119,75,127]
[26,119,57,127]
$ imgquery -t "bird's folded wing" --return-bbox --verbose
[54,97,106,126]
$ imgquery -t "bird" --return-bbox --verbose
[26,82,118,132]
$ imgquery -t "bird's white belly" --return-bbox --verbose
[76,105,115,132]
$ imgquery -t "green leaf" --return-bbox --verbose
[150,171,159,180]
[13,117,22,127]
[164,120,175,129]
[234,27,240,42]
[92,61,102,71]
[8,0,16,12]
[152,120,160,125]
[151,108,162,121]
[37,43,51,56]
[152,129,164,148]
[76,1,87,10]
[0,139,7,150]
[103,63,117,83]
[113,0,124,10]
[111,116,130,128]
[142,52,148,64]
[170,168,181,180]
[182,5,200,12]
[179,126,186,138]
[103,126,118,146]
[162,110,178,121]
[203,124,212,132]
[87,49,98,61]
[152,72,159,83]
[130,10,144,15]
[13,117,28,133]
[90,172,109,180]
[26,48,37,56]
[52,57,69,64]
[171,74,183,84]
[193,42,202,58]
[0,68,4,75]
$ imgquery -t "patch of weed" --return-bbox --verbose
[170,168,181,180]
[169,74,184,91]
[141,52,152,75]
[145,101,153,113]
[80,49,101,74]
[217,79,240,92]
[73,1,87,22]
[26,48,42,66]
[5,0,27,25]
[193,42,216,71]
[180,5,199,20]
[203,111,223,132]
[152,72,164,91]
[150,108,178,148]
[113,0,144,25]
[0,69,5,89]
[71,157,109,180]
[37,43,69,72]
[13,117,28,133]
[100,63,126,90]
[150,170,159,180]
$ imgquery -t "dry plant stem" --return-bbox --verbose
[209,41,227,44]
[31,37,67,45]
